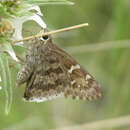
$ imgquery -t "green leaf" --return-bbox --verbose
[0,76,2,90]
[0,53,12,115]
[0,4,11,18]
[24,0,74,5]
[3,43,18,62]
[0,42,18,62]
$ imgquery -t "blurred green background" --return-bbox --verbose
[1,0,130,130]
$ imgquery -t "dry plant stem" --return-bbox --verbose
[10,23,89,44]
[53,115,130,130]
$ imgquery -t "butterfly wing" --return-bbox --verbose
[52,43,102,101]
[23,40,70,102]
[22,39,101,102]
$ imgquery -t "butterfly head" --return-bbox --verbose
[38,29,52,45]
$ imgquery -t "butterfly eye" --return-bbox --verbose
[41,35,49,41]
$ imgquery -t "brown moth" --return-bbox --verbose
[16,31,102,102]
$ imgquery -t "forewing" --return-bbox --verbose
[52,44,102,101]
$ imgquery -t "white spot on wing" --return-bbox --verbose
[86,81,88,84]
[68,64,80,73]
[71,80,76,85]
[25,93,64,103]
[86,74,91,80]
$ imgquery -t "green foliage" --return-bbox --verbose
[0,53,12,115]
[0,0,23,18]
[0,0,73,18]
[23,0,74,5]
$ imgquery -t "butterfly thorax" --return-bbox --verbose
[26,38,53,68]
